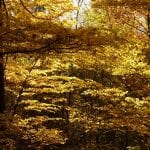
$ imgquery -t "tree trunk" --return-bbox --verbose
[148,8,150,38]
[0,0,6,113]
[0,54,5,113]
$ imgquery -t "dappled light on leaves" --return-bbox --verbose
[0,0,150,149]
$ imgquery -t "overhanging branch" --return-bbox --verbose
[1,44,50,55]
[0,38,82,55]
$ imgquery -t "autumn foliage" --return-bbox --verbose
[0,0,150,150]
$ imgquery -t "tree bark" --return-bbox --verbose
[0,0,6,113]
[148,8,150,38]
[0,54,5,113]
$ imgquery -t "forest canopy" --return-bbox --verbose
[0,0,150,149]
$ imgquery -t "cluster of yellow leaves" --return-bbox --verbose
[82,88,128,101]
[27,76,86,93]
[123,96,150,110]
[6,64,28,84]
[20,100,61,112]
[7,0,75,21]
[12,115,67,145]
[103,44,147,75]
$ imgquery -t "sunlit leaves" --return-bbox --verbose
[2,0,150,149]
[20,100,61,112]
[6,0,74,20]
[102,44,147,75]
[26,76,86,94]
[82,88,128,101]
[12,115,67,146]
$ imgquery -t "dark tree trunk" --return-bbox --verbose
[0,0,6,113]
[0,54,5,113]
[148,8,150,38]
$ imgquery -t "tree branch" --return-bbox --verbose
[0,36,82,55]
[122,20,148,34]
[1,44,50,55]
[19,0,51,20]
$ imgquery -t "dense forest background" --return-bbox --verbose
[0,0,150,149]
